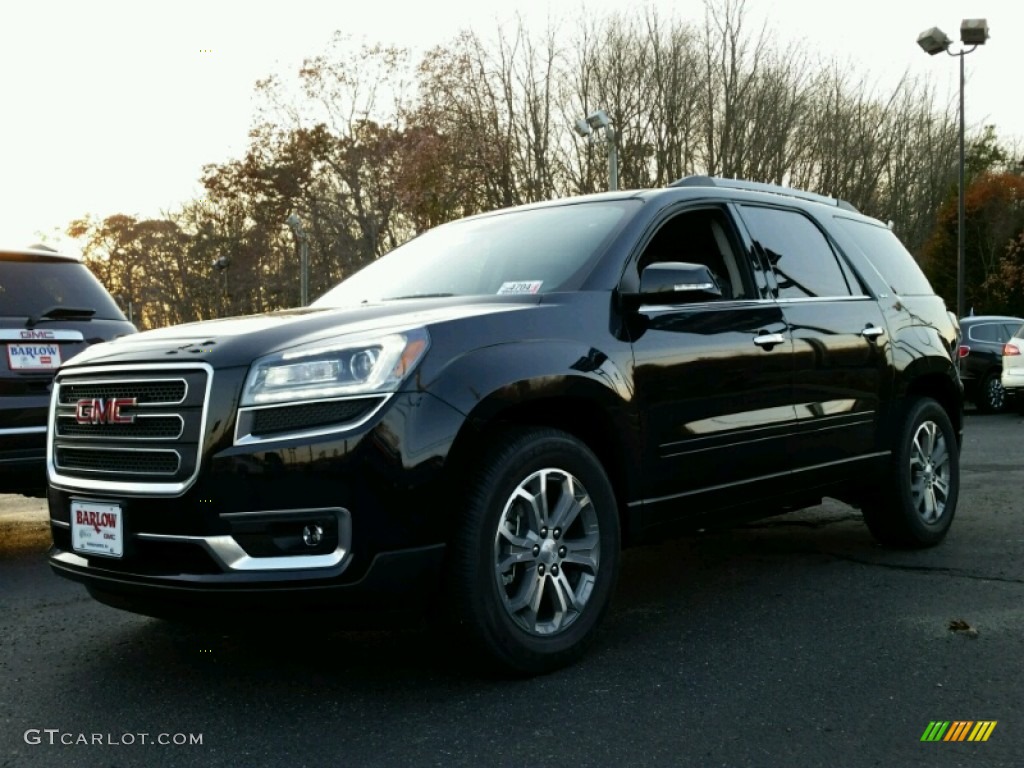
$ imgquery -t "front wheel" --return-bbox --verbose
[861,398,959,548]
[448,427,620,674]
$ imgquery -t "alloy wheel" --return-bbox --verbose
[492,468,600,636]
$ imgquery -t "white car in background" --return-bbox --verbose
[1001,328,1024,413]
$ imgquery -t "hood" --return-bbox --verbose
[60,297,537,370]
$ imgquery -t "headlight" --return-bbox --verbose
[241,328,429,405]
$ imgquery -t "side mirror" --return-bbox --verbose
[634,262,723,303]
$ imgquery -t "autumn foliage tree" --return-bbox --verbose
[920,172,1024,315]
[67,0,1013,329]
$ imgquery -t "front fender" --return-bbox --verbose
[420,339,633,423]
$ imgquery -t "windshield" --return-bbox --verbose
[313,201,637,307]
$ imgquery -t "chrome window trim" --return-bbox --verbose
[55,413,185,441]
[0,426,46,436]
[640,295,873,313]
[772,295,872,303]
[233,393,391,446]
[137,508,353,572]
[47,363,213,497]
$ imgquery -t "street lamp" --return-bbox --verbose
[574,109,619,191]
[285,213,309,307]
[917,18,989,319]
[211,255,230,308]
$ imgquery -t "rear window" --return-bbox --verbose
[834,218,935,296]
[0,260,124,319]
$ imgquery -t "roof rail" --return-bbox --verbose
[668,175,860,213]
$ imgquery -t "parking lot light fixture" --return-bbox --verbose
[917,18,989,319]
[573,110,619,191]
[285,213,309,307]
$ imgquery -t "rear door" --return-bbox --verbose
[735,204,892,482]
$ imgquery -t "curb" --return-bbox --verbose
[0,494,51,555]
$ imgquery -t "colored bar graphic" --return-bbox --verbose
[921,720,996,742]
[968,722,998,742]
[944,721,973,741]
[921,721,950,741]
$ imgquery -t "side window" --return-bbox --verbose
[834,217,935,296]
[970,323,1003,343]
[740,205,862,299]
[968,324,991,342]
[637,209,750,300]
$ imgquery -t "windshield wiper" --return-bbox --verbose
[381,293,455,301]
[26,306,96,328]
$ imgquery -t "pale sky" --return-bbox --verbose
[1,0,1021,254]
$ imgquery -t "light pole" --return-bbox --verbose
[574,110,619,191]
[211,255,230,311]
[917,19,989,319]
[285,213,309,306]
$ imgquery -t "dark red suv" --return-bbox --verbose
[1,246,135,495]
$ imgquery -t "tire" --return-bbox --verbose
[448,427,620,675]
[861,398,959,548]
[975,371,1007,413]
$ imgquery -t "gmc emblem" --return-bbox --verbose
[75,398,137,425]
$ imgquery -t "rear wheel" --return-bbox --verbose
[861,398,959,548]
[976,371,1007,413]
[448,427,620,674]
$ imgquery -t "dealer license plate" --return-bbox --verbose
[71,501,123,558]
[7,343,62,370]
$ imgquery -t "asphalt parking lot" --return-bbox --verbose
[1,410,1022,767]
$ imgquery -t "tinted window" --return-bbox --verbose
[0,261,124,319]
[969,323,1002,343]
[638,208,750,299]
[834,217,935,296]
[740,206,859,299]
[1002,322,1022,340]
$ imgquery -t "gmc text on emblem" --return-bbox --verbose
[74,398,138,425]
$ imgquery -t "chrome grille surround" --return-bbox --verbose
[47,363,214,497]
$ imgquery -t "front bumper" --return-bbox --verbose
[46,379,467,618]
[48,542,445,622]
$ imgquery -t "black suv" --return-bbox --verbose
[956,315,1023,413]
[46,178,962,673]
[1,247,135,495]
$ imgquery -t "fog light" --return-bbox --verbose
[302,524,324,547]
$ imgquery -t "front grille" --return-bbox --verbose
[249,398,382,437]
[50,366,210,491]
[59,380,186,405]
[56,447,180,475]
[56,415,184,439]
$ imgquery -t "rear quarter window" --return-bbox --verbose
[834,217,934,296]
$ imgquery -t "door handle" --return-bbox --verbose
[753,332,785,350]
[862,326,885,340]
